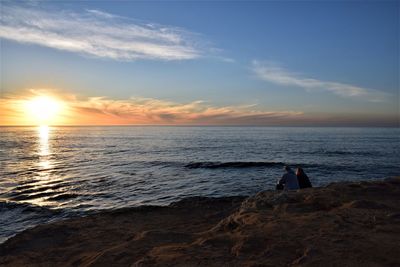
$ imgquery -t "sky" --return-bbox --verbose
[0,0,399,126]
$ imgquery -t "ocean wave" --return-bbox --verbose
[0,200,67,244]
[103,149,131,155]
[47,193,81,201]
[0,200,56,214]
[9,191,61,201]
[306,150,376,156]
[12,181,74,195]
[185,161,286,169]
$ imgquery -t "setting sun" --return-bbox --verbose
[24,96,63,125]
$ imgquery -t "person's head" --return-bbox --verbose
[296,167,304,176]
[284,166,291,172]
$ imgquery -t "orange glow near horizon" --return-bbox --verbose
[23,96,65,126]
[0,90,396,127]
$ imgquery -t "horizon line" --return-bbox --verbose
[1,124,399,128]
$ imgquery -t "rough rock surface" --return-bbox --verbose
[1,177,400,266]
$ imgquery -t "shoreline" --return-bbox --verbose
[1,177,400,266]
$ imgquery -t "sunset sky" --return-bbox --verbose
[0,1,398,126]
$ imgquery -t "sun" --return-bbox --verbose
[24,96,63,125]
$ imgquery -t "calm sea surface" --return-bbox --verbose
[1,126,399,242]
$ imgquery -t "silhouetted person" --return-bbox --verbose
[296,167,312,189]
[277,166,299,190]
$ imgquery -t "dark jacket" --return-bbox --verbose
[297,173,312,188]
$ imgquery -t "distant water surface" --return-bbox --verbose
[1,126,399,243]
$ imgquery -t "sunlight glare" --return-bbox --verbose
[25,96,63,125]
[38,125,50,156]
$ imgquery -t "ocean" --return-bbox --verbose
[1,126,399,243]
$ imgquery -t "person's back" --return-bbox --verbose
[296,168,312,189]
[278,166,300,190]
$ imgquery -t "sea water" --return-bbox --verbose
[1,126,399,243]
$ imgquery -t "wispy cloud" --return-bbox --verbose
[252,61,387,102]
[0,89,303,125]
[69,96,303,125]
[1,89,397,126]
[0,4,205,61]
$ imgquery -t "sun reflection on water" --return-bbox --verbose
[38,125,50,156]
[28,125,55,206]
[37,125,53,171]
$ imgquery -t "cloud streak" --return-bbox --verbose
[0,89,303,125]
[252,61,387,102]
[0,4,204,61]
[69,96,303,125]
[1,89,397,126]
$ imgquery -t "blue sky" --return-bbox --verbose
[0,1,399,126]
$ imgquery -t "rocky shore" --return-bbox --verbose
[1,177,400,266]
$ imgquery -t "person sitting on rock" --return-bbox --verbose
[277,166,299,190]
[296,167,312,189]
